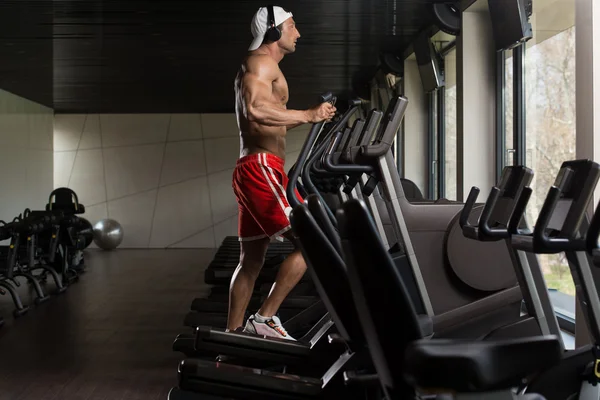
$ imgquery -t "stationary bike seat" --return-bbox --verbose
[403,335,562,392]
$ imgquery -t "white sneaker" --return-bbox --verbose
[242,314,296,340]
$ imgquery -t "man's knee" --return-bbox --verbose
[239,238,270,279]
[282,230,307,268]
[239,256,264,277]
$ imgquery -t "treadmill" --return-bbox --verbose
[168,93,381,400]
[171,95,362,362]
[168,93,535,400]
[178,108,364,332]
[168,92,579,400]
[317,95,534,339]
[325,120,564,345]
[168,95,438,400]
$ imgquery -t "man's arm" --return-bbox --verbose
[286,122,305,130]
[243,56,312,126]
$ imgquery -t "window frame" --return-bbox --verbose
[513,44,527,166]
[496,50,506,182]
[498,44,527,171]
[427,40,456,200]
[496,40,576,335]
[437,86,446,199]
[428,91,437,199]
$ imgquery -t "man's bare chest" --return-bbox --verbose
[272,75,289,105]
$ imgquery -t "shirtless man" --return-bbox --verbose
[229,5,336,340]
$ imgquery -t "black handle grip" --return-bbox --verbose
[586,199,600,254]
[348,98,363,107]
[286,93,335,209]
[459,187,480,229]
[323,152,374,174]
[362,176,379,197]
[478,187,510,239]
[339,120,365,155]
[533,186,560,240]
[337,126,354,154]
[311,132,338,176]
[343,176,359,194]
[343,371,380,386]
[358,110,383,147]
[302,132,338,226]
[360,96,408,158]
[328,333,345,345]
[533,186,586,252]
[508,187,533,235]
[287,124,323,208]
[311,125,346,176]
[320,92,334,104]
[311,158,328,175]
[321,125,373,175]
[321,125,374,174]
[327,131,343,156]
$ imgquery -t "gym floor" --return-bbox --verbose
[0,248,216,400]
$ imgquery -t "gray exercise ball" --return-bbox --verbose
[93,218,124,250]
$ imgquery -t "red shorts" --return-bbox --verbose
[232,153,303,242]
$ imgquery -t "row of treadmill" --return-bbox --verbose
[167,92,600,400]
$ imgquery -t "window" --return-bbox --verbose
[505,49,514,166]
[501,4,576,297]
[525,25,576,296]
[428,34,457,201]
[430,91,438,199]
[444,48,457,200]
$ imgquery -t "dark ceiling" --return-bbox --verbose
[0,0,442,114]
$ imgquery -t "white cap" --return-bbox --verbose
[248,6,293,51]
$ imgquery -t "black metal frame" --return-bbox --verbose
[397,74,405,177]
[557,313,575,334]
[513,44,526,166]
[496,44,526,173]
[427,91,437,199]
[440,40,456,57]
[496,50,506,181]
[431,41,455,200]
[437,85,446,199]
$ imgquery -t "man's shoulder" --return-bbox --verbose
[244,54,279,72]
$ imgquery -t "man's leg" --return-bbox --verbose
[242,231,307,340]
[257,231,307,318]
[227,237,270,331]
[233,153,307,339]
